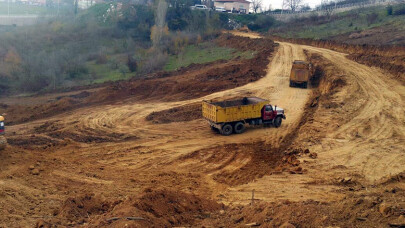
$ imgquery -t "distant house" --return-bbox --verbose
[214,0,250,14]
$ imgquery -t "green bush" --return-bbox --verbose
[393,5,405,15]
[247,15,275,31]
[386,5,393,15]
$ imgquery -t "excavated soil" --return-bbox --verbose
[1,33,404,227]
[36,189,223,227]
[145,103,202,124]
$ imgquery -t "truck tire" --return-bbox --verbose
[220,124,233,136]
[289,81,293,87]
[303,82,308,88]
[234,122,245,134]
[0,136,6,150]
[274,116,282,128]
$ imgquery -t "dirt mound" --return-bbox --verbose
[88,189,223,227]
[7,135,60,149]
[56,194,114,225]
[146,103,202,124]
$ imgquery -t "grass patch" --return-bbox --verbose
[274,4,405,40]
[164,43,255,71]
[86,61,133,84]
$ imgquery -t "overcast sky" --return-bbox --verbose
[261,0,323,10]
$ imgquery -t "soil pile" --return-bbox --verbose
[146,103,202,124]
[88,189,223,227]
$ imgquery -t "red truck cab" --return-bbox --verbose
[261,104,286,127]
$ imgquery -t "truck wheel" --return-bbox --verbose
[289,81,293,87]
[234,122,245,134]
[221,124,233,136]
[273,116,282,128]
[303,82,308,88]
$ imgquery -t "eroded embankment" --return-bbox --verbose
[272,36,405,84]
[2,34,277,125]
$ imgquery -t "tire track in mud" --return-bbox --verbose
[302,45,405,183]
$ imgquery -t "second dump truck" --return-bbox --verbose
[289,60,312,88]
[202,97,286,135]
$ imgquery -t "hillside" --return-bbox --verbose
[271,3,405,45]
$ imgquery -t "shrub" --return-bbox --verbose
[247,15,275,32]
[366,13,378,26]
[127,55,137,72]
[140,51,168,74]
[393,5,405,15]
[95,53,108,64]
[386,5,393,15]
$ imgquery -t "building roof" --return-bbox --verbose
[215,0,250,3]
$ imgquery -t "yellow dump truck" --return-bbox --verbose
[289,60,312,88]
[202,97,286,135]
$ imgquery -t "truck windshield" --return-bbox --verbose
[265,106,272,111]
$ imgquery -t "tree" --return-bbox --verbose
[321,0,335,19]
[301,4,311,11]
[151,0,169,49]
[283,0,303,12]
[251,0,263,13]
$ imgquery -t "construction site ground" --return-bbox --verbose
[0,32,404,227]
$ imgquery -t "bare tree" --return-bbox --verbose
[321,0,335,20]
[251,0,263,13]
[283,0,303,12]
[151,0,168,49]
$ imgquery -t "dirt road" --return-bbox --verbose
[1,34,404,227]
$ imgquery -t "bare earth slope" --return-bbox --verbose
[0,33,404,227]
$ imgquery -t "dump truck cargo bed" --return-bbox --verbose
[202,97,268,123]
[290,60,312,88]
